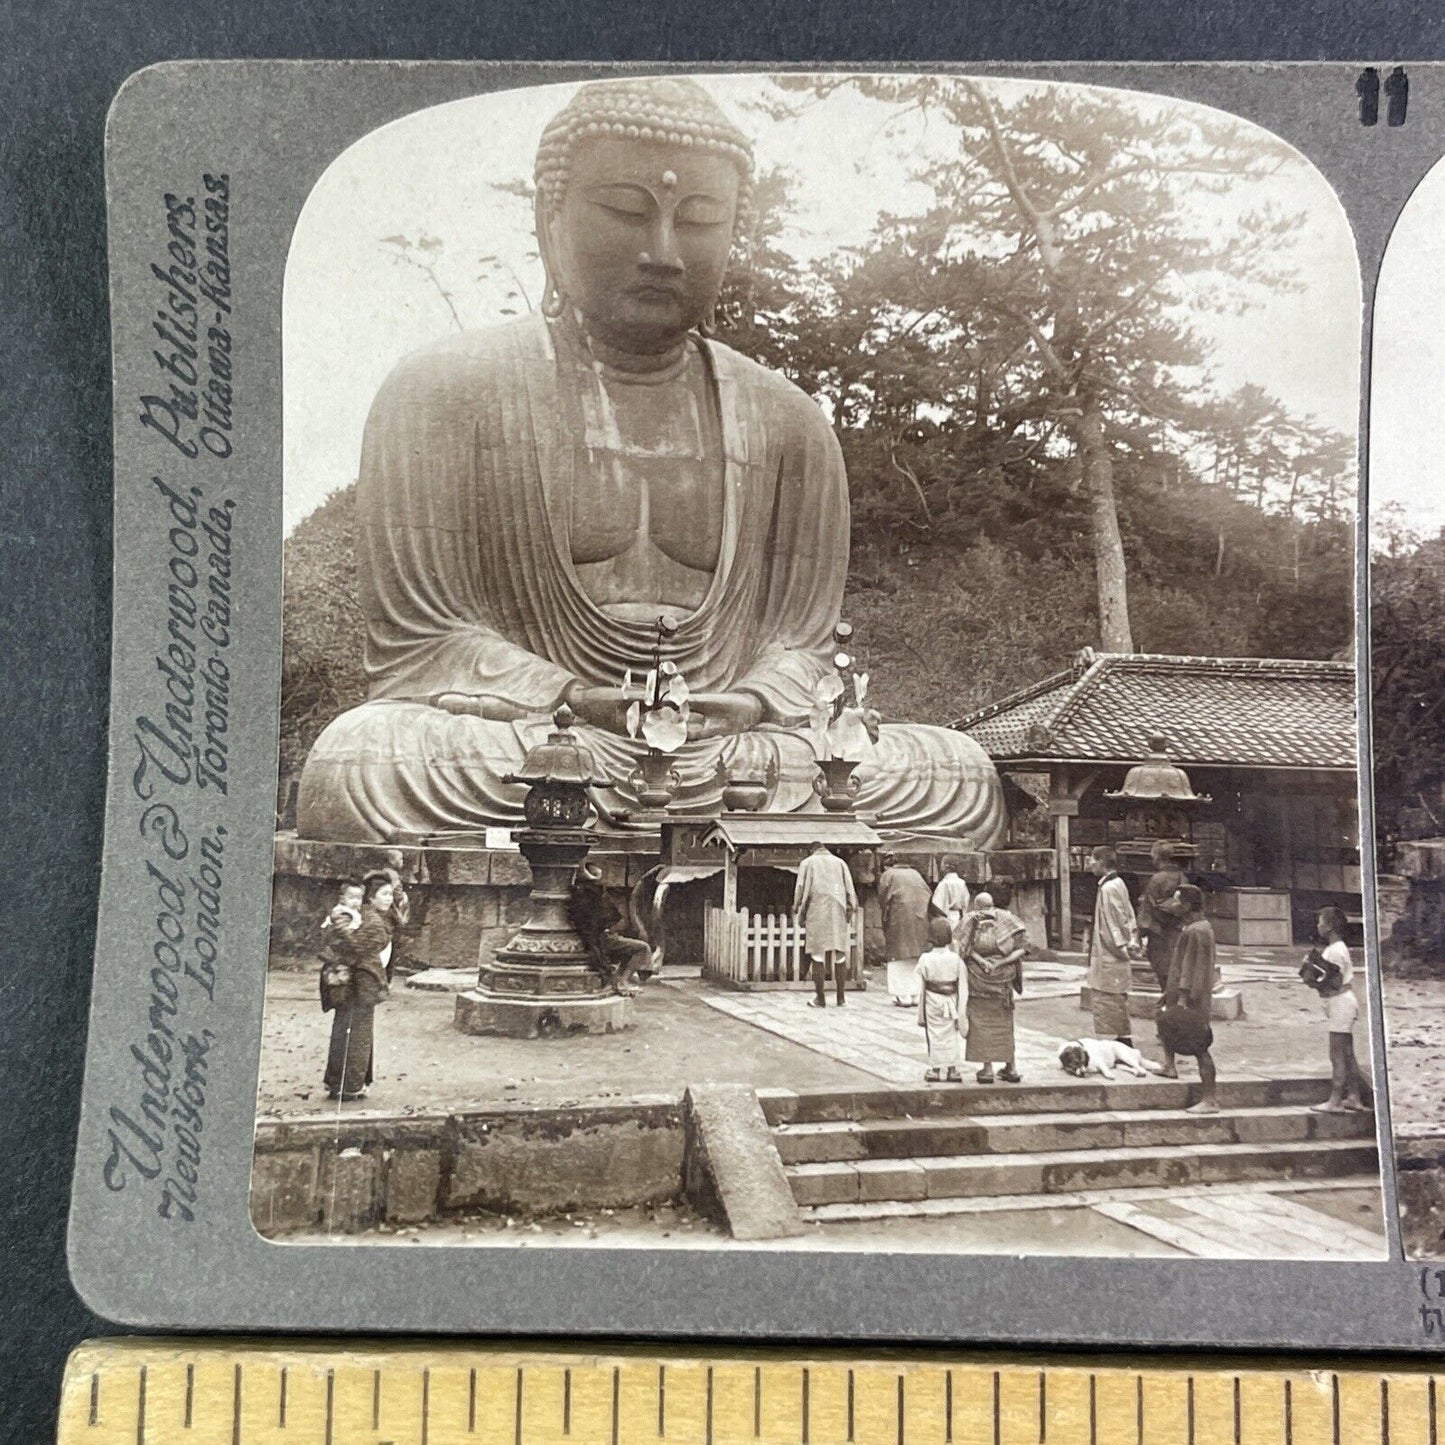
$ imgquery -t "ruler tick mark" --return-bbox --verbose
[612,1366,620,1445]
[185,1365,193,1430]
[422,1368,431,1445]
[1332,1373,1341,1445]
[373,1369,382,1431]
[231,1364,241,1445]
[1233,1376,1241,1445]
[89,1372,98,1427]
[564,1368,572,1436]
[847,1370,855,1443]
[1135,1375,1143,1445]
[994,1371,1002,1445]
[1383,1378,1391,1445]
[1038,1370,1046,1443]
[1430,1376,1438,1445]
[1187,1376,1195,1445]
[324,1370,334,1445]
[754,1366,761,1438]
[1089,1373,1097,1445]
[279,1366,288,1428]
[1286,1378,1294,1445]
[469,1369,477,1434]
[945,1371,953,1444]
[802,1368,810,1445]
[136,1364,146,1445]
[516,1367,525,1445]
[706,1366,714,1445]
[658,1364,665,1438]
[897,1374,905,1445]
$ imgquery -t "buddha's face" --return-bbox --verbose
[544,136,739,353]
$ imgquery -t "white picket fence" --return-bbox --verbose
[702,906,864,990]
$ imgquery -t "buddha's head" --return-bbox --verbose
[534,78,754,356]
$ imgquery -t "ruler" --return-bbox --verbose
[57,1338,1443,1445]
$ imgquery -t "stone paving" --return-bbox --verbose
[690,946,1334,1090]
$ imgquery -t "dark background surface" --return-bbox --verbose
[4,3,1444,1441]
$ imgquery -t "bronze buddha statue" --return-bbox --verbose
[295,77,1005,847]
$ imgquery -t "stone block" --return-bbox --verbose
[1121,1116,1235,1148]
[683,1085,804,1240]
[445,1108,683,1213]
[488,852,533,887]
[249,1149,319,1235]
[985,1119,1123,1153]
[384,1149,443,1224]
[1232,1110,1311,1145]
[1043,1149,1196,1195]
[319,1149,381,1233]
[786,1162,858,1207]
[772,1123,868,1165]
[854,1158,927,1202]
[1079,985,1243,1021]
[754,1088,799,1125]
[454,990,633,1038]
[921,1156,1042,1199]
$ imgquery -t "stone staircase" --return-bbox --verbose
[760,1077,1378,1213]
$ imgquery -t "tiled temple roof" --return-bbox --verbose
[955,653,1357,771]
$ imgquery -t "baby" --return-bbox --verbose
[322,881,364,934]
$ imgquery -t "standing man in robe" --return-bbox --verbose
[878,852,932,1006]
[1136,840,1186,994]
[1157,884,1220,1110]
[931,857,972,937]
[794,841,858,1009]
[1086,845,1141,1047]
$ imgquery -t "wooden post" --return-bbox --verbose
[1054,809,1072,950]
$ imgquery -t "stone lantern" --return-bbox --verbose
[454,704,633,1038]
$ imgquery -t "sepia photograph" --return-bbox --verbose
[249,71,1382,1260]
[1368,149,1445,1260]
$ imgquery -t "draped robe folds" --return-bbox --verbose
[295,316,1006,844]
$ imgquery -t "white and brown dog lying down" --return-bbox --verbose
[1057,1038,1165,1080]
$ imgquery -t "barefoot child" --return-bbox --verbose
[1155,884,1220,1113]
[1303,906,1368,1113]
[916,916,965,1083]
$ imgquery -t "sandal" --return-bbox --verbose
[924,1068,942,1083]
[976,1068,995,1084]
[945,1068,962,1083]
[999,1066,1022,1084]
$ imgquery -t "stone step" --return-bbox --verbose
[786,1138,1378,1207]
[760,1075,1332,1126]
[772,1104,1374,1165]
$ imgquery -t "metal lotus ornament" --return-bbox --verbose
[810,623,881,812]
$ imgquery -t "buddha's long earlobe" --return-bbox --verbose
[698,303,718,338]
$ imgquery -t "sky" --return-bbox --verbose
[283,73,1361,534]
[1371,156,1445,547]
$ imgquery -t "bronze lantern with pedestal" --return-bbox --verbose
[1104,735,1211,999]
[454,705,633,1039]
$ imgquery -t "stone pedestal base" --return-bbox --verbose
[454,989,634,1038]
[1080,985,1245,1022]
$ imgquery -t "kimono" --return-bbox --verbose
[931,872,971,929]
[323,906,394,1099]
[960,907,1026,1063]
[880,863,932,1004]
[1137,865,1184,991]
[793,848,857,959]
[916,946,966,1069]
[1086,872,1139,1038]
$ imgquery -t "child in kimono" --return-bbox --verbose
[916,916,965,1083]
